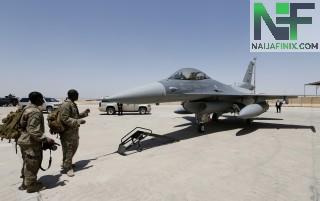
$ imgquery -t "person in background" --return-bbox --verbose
[117,102,123,115]
[275,100,283,113]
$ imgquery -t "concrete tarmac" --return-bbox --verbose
[0,105,319,201]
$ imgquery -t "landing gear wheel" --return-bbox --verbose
[246,119,253,124]
[198,124,205,133]
[212,113,218,121]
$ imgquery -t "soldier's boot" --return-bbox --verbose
[18,183,27,191]
[61,168,67,174]
[26,182,46,193]
[61,163,76,169]
[67,169,74,177]
[62,165,76,175]
[19,178,27,191]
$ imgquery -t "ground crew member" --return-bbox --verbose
[117,103,123,115]
[59,89,90,177]
[18,92,54,193]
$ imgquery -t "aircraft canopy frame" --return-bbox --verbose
[168,68,210,81]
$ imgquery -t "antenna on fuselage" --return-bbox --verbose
[253,57,257,94]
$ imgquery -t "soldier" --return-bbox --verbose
[18,92,54,193]
[59,89,90,177]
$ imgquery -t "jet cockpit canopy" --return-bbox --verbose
[168,68,210,80]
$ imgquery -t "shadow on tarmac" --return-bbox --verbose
[124,116,316,155]
[38,158,96,190]
[39,174,65,189]
[73,159,96,172]
[99,113,151,116]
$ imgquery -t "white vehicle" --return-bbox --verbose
[19,97,62,113]
[99,99,151,115]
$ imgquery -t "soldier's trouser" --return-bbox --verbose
[60,138,66,165]
[60,137,79,170]
[20,149,25,179]
[20,145,42,187]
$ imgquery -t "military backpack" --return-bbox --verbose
[0,108,24,143]
[47,109,65,134]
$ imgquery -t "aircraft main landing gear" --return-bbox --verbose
[197,123,205,132]
[211,113,219,122]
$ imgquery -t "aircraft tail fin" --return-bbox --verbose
[239,58,256,91]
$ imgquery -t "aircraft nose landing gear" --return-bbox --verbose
[195,113,210,133]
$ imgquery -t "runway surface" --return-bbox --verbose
[0,105,319,201]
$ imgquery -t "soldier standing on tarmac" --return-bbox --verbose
[59,89,90,177]
[18,91,55,193]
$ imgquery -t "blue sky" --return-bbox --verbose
[0,0,319,98]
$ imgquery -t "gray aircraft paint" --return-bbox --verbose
[105,59,296,130]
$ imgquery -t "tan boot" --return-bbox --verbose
[67,169,74,177]
[26,182,46,193]
[18,183,27,191]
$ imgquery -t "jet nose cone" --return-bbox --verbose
[105,82,166,104]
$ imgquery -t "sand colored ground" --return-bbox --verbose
[0,105,319,201]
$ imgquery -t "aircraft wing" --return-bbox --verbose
[184,92,298,101]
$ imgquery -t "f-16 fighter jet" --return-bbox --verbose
[106,58,295,132]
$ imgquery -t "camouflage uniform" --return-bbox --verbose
[59,99,87,170]
[18,104,45,187]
